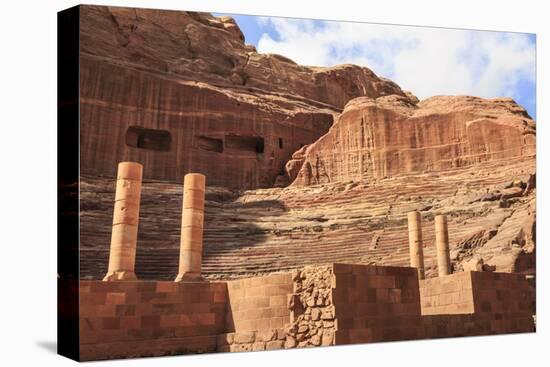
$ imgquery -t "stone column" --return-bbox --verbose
[103,162,143,281]
[407,211,425,280]
[175,173,206,281]
[435,214,451,276]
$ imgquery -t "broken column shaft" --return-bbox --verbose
[175,173,206,281]
[435,214,451,276]
[103,162,143,281]
[407,211,426,280]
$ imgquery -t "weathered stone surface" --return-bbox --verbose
[79,5,413,189]
[80,154,535,280]
[290,95,535,186]
[463,257,484,272]
[321,331,334,346]
[74,5,537,361]
[233,331,255,344]
[77,6,535,285]
[251,342,265,351]
[284,336,297,349]
[265,340,284,350]
[175,173,205,281]
[311,334,322,346]
[80,6,410,110]
[103,162,142,281]
[255,330,276,342]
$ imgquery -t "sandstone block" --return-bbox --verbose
[311,308,321,321]
[284,336,297,348]
[265,340,284,350]
[233,331,255,344]
[252,342,266,351]
[255,329,276,342]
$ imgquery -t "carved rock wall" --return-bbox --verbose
[75,5,536,286]
[79,154,535,281]
[79,6,411,110]
[294,96,535,185]
[291,95,535,186]
[80,56,334,189]
[78,5,419,189]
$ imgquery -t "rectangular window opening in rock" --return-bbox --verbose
[278,137,284,149]
[196,135,224,153]
[126,126,171,152]
[225,135,265,157]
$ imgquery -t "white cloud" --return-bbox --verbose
[256,18,535,101]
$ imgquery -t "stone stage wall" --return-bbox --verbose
[420,271,535,338]
[69,264,535,361]
[78,280,226,360]
[332,263,423,344]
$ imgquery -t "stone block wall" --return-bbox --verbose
[420,272,476,315]
[331,264,423,344]
[217,273,293,352]
[224,273,292,332]
[70,264,535,360]
[470,271,533,315]
[79,280,226,361]
[420,271,535,338]
[420,271,534,316]
[422,312,533,339]
[285,265,337,348]
[218,265,338,352]
[217,329,288,353]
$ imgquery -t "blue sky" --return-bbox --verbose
[216,13,536,120]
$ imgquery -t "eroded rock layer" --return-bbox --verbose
[289,95,535,186]
[77,5,536,282]
[79,5,412,188]
[80,6,408,109]
[80,154,535,280]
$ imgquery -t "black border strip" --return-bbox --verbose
[57,5,80,361]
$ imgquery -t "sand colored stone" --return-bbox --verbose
[435,214,451,277]
[407,211,425,280]
[80,158,536,280]
[76,7,536,283]
[78,6,418,189]
[103,162,143,281]
[175,173,206,281]
[73,263,534,360]
[290,95,535,186]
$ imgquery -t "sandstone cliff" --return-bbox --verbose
[79,6,416,188]
[77,5,536,283]
[80,6,410,110]
[288,95,535,186]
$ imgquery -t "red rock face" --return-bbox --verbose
[78,5,413,188]
[79,57,335,188]
[79,6,408,109]
[76,5,536,282]
[290,95,535,186]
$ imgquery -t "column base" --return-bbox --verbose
[174,272,203,282]
[102,271,137,281]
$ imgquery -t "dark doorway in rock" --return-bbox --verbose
[278,137,284,149]
[196,135,224,153]
[225,135,265,156]
[126,126,171,152]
